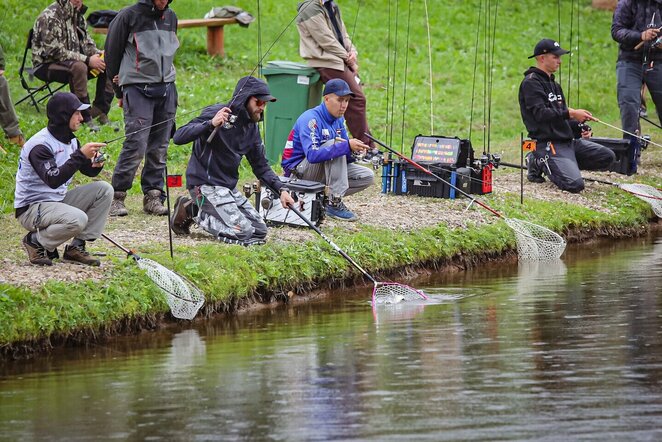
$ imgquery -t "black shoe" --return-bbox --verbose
[22,233,53,266]
[47,248,60,261]
[525,153,546,183]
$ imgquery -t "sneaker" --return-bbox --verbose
[63,244,100,266]
[22,233,53,266]
[325,201,358,221]
[525,153,546,183]
[170,196,195,235]
[143,190,168,216]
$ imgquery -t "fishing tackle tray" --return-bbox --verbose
[589,137,636,176]
[257,176,326,227]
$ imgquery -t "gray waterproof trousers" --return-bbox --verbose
[190,185,267,244]
[292,156,374,198]
[17,181,113,252]
[616,59,662,134]
[532,139,616,193]
[112,83,177,195]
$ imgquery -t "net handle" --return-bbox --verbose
[268,188,377,285]
[366,134,503,219]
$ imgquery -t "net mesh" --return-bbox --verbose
[504,218,566,260]
[620,184,662,218]
[372,282,428,305]
[135,257,205,320]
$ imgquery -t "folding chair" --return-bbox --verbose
[14,29,66,112]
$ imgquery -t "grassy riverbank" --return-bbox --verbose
[1,1,661,354]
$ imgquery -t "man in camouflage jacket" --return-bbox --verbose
[32,0,114,129]
[0,43,25,146]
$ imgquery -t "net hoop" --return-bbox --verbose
[620,184,662,218]
[505,218,566,260]
[372,282,429,305]
[136,257,205,320]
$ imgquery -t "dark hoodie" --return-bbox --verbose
[612,0,662,62]
[518,67,574,142]
[173,76,284,193]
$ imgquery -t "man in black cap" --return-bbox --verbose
[612,0,662,141]
[14,92,113,266]
[518,39,615,193]
[281,78,374,221]
[170,76,295,246]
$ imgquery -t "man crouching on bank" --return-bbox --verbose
[171,76,295,246]
[14,92,113,266]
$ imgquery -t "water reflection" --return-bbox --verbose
[1,234,662,440]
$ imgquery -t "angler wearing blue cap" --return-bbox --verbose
[282,78,374,222]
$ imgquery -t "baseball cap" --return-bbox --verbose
[254,93,277,102]
[323,79,355,97]
[528,39,570,59]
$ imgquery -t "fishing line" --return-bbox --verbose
[423,0,434,133]
[388,0,400,148]
[486,0,499,155]
[384,0,393,144]
[468,0,483,142]
[399,0,413,151]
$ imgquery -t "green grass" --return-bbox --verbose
[0,0,660,350]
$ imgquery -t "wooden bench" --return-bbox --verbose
[92,18,239,57]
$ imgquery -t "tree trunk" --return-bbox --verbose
[592,0,617,10]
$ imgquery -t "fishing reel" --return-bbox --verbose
[222,114,238,129]
[93,151,106,163]
[641,134,651,150]
[473,153,501,169]
[578,122,592,135]
[243,181,261,198]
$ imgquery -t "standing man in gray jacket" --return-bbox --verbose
[104,0,179,216]
[296,0,377,154]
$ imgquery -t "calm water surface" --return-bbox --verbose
[1,234,662,441]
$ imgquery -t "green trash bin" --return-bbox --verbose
[262,61,323,165]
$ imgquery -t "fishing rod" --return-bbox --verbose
[640,114,662,131]
[592,118,662,149]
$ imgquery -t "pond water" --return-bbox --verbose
[1,234,662,440]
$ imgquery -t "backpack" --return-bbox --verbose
[87,10,118,29]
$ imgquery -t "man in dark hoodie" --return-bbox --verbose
[104,0,179,217]
[14,92,112,266]
[170,76,295,246]
[518,39,615,193]
[612,0,662,152]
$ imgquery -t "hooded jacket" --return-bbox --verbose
[172,77,284,193]
[104,0,179,97]
[612,0,662,62]
[32,0,100,66]
[14,95,101,216]
[518,67,574,142]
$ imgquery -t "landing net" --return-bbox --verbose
[135,257,205,320]
[620,184,662,218]
[504,218,566,260]
[372,282,429,305]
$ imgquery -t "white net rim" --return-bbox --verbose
[620,184,662,218]
[504,217,567,260]
[372,282,428,305]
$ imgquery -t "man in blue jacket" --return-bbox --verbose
[170,76,295,246]
[281,79,374,221]
[104,0,179,217]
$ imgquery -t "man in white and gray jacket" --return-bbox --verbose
[296,0,376,152]
[14,92,113,266]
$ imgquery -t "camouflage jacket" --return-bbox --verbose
[0,43,5,70]
[32,0,100,66]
